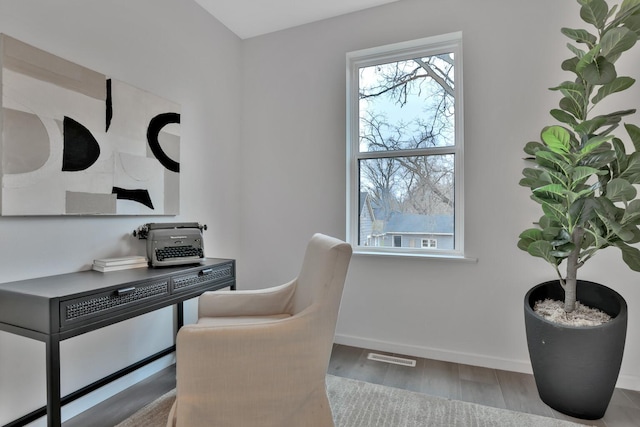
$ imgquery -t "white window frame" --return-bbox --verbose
[346,32,465,258]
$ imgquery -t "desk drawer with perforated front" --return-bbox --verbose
[172,261,234,293]
[60,279,170,327]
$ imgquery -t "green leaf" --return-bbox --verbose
[606,177,637,201]
[545,169,569,185]
[536,151,573,176]
[559,96,584,119]
[570,197,599,227]
[541,126,571,154]
[550,81,586,102]
[520,174,548,188]
[624,13,640,36]
[550,109,579,127]
[578,134,614,159]
[519,228,544,241]
[539,215,561,230]
[541,200,568,223]
[580,149,617,168]
[551,82,588,122]
[562,57,580,74]
[580,0,609,29]
[613,137,629,172]
[574,116,608,135]
[596,109,636,124]
[611,0,640,28]
[620,152,640,183]
[625,123,640,152]
[615,242,640,271]
[617,0,640,18]
[622,199,640,224]
[533,183,569,200]
[522,167,543,179]
[575,44,600,74]
[607,2,619,21]
[524,141,545,156]
[626,226,640,243]
[551,228,572,245]
[572,166,605,185]
[550,245,575,258]
[582,56,617,85]
[520,177,537,188]
[518,228,544,251]
[542,226,562,241]
[575,185,598,199]
[592,76,635,104]
[562,27,598,46]
[597,209,635,241]
[567,43,587,59]
[601,27,638,61]
[583,226,609,249]
[527,240,558,265]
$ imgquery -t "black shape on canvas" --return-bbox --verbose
[147,112,180,173]
[106,79,113,132]
[112,187,155,210]
[62,116,100,171]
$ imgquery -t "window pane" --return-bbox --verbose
[358,155,454,249]
[359,54,455,153]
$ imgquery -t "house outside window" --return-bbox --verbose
[346,32,464,257]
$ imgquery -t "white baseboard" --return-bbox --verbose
[618,373,640,392]
[334,334,640,392]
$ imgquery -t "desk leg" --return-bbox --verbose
[177,301,184,330]
[45,335,61,427]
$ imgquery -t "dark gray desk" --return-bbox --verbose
[0,258,235,427]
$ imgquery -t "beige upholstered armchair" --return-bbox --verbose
[167,233,353,427]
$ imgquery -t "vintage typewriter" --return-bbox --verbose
[134,222,207,267]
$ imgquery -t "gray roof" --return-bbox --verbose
[383,212,453,234]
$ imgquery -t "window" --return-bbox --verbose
[346,33,464,257]
[422,238,437,249]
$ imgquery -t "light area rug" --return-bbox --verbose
[116,374,591,427]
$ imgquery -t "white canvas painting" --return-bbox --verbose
[0,34,181,215]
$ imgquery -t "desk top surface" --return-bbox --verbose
[0,258,234,299]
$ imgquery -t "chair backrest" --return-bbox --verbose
[289,234,352,327]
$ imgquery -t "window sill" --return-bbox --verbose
[353,249,478,263]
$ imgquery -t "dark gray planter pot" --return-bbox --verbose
[524,280,627,420]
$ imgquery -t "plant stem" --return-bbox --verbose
[563,227,584,312]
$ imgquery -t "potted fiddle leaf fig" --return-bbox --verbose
[517,0,640,419]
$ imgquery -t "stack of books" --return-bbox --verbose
[92,256,149,272]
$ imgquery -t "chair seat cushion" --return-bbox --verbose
[196,313,291,326]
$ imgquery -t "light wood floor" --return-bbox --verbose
[64,344,640,427]
[327,344,640,427]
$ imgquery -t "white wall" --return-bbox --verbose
[2,0,640,425]
[0,0,242,424]
[239,0,640,391]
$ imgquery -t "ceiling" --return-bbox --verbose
[192,0,400,39]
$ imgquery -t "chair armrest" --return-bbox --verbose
[198,279,296,318]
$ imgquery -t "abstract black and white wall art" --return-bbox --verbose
[0,34,181,215]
